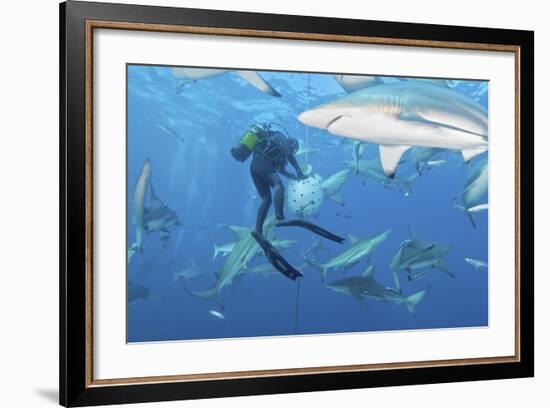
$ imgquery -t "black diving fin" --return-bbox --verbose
[276,219,346,244]
[251,231,303,280]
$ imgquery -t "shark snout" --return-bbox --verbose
[298,106,348,130]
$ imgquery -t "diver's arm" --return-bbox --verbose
[279,167,298,180]
[287,154,306,180]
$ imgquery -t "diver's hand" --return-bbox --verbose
[296,171,308,180]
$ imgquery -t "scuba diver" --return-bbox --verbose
[231,123,345,280]
[232,123,305,236]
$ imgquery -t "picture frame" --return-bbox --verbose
[60,0,534,406]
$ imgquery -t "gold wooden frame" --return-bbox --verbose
[84,20,521,388]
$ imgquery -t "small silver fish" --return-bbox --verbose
[208,310,225,320]
[465,257,488,271]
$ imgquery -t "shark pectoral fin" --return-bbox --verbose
[236,71,281,97]
[347,234,359,245]
[392,270,402,293]
[436,261,455,278]
[461,146,487,162]
[379,145,411,177]
[362,265,375,279]
[330,192,345,206]
[227,225,249,239]
[352,292,368,309]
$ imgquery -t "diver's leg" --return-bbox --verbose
[271,174,285,221]
[252,172,272,236]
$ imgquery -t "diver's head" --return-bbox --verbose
[288,138,299,154]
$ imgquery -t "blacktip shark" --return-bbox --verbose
[142,181,181,234]
[390,227,453,291]
[308,229,391,281]
[326,265,430,315]
[453,154,488,228]
[130,159,152,254]
[190,217,291,300]
[129,159,181,262]
[171,67,281,97]
[174,259,205,282]
[319,169,350,206]
[345,158,418,196]
[213,238,295,261]
[298,81,488,177]
[247,262,306,279]
[401,147,449,175]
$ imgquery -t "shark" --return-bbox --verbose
[190,217,279,300]
[319,169,350,206]
[390,227,453,291]
[174,259,204,282]
[129,160,181,261]
[213,238,295,261]
[171,67,281,97]
[309,229,391,281]
[142,181,181,234]
[326,265,430,315]
[453,154,488,228]
[333,74,382,93]
[401,147,449,174]
[245,262,305,279]
[298,81,488,177]
[131,159,151,254]
[345,158,418,195]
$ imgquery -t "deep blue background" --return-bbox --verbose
[127,66,488,342]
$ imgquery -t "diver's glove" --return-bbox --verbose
[296,170,308,180]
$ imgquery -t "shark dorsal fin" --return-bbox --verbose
[347,234,359,245]
[362,265,375,279]
[228,225,249,239]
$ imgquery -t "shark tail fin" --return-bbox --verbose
[454,203,477,228]
[305,260,328,282]
[405,286,431,315]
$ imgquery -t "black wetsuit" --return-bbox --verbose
[250,131,302,235]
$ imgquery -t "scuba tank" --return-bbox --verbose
[230,123,293,165]
[230,125,262,162]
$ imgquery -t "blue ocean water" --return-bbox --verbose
[127,65,488,343]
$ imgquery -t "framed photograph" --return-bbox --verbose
[60,1,534,406]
